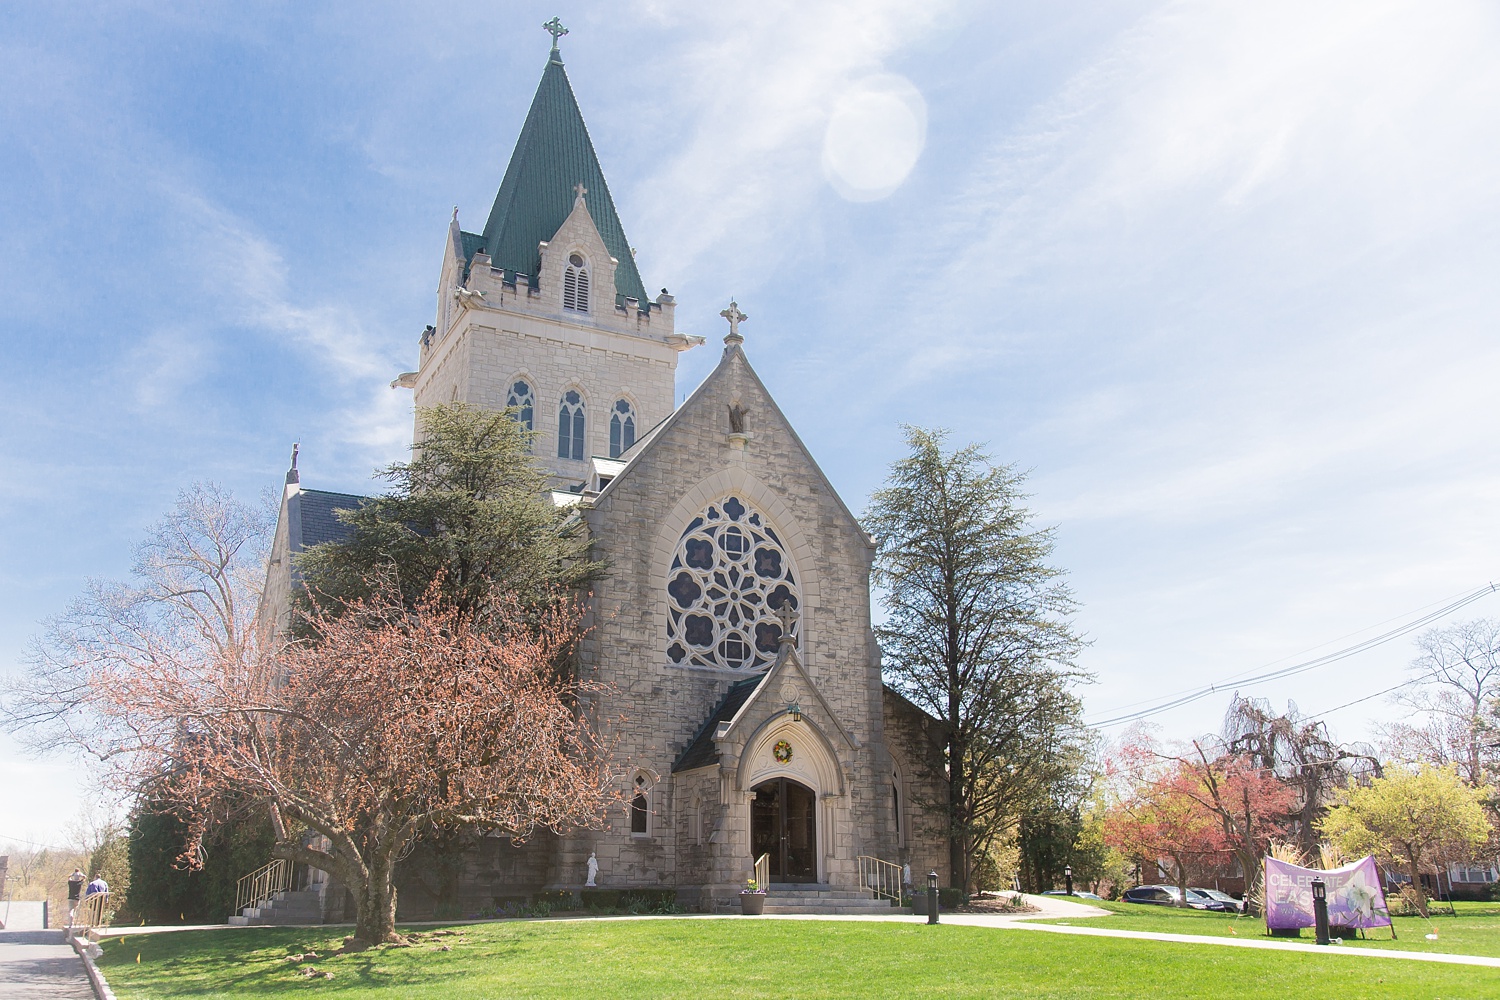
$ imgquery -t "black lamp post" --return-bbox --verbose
[1064,865,1073,897]
[927,871,940,924]
[1311,877,1330,945]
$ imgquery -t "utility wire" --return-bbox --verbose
[1085,582,1497,729]
[0,833,75,851]
[1303,679,1420,719]
[1091,583,1493,717]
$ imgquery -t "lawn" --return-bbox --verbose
[96,916,1498,999]
[1046,899,1500,958]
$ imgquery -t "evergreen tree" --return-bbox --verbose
[866,426,1089,893]
[126,802,276,923]
[295,403,604,622]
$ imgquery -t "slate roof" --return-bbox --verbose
[474,49,649,307]
[672,675,765,773]
[294,489,367,550]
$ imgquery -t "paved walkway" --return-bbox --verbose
[84,894,1500,975]
[0,930,94,999]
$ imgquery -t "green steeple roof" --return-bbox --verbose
[477,48,649,307]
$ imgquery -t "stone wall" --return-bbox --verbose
[580,343,895,904]
[882,689,953,885]
[413,205,687,487]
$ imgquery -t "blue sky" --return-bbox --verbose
[4,1,1499,847]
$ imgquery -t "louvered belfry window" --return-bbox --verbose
[563,252,590,312]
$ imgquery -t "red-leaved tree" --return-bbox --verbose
[1103,743,1224,906]
[1182,742,1295,914]
[15,582,615,945]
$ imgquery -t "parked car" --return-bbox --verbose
[1191,888,1245,913]
[1041,890,1103,899]
[1121,885,1231,910]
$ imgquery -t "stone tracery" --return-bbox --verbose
[665,495,798,670]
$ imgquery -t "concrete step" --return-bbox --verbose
[762,904,904,914]
[234,888,324,925]
[762,901,896,911]
[755,887,904,915]
[768,893,876,905]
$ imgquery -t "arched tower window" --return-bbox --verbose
[506,379,535,433]
[665,496,799,671]
[558,390,585,461]
[609,399,636,458]
[563,252,590,312]
[631,774,651,836]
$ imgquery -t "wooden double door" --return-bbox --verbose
[750,777,817,883]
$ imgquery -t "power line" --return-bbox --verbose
[1304,679,1419,719]
[0,839,75,851]
[1091,583,1494,717]
[1085,582,1497,729]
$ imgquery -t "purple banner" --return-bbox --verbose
[1264,855,1391,930]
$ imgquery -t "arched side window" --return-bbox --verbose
[631,774,651,836]
[609,399,636,458]
[563,252,590,312]
[557,390,585,461]
[892,779,900,836]
[506,379,535,433]
[665,496,799,671]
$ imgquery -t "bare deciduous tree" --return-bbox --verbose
[1382,618,1500,789]
[1221,695,1379,857]
[3,483,270,758]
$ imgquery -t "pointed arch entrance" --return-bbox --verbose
[750,777,817,883]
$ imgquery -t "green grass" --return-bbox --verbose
[1046,899,1500,957]
[97,916,1498,999]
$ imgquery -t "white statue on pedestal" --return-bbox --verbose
[585,852,599,887]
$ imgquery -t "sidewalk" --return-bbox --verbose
[84,894,1500,974]
[0,930,94,999]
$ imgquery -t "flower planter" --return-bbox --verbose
[740,892,767,915]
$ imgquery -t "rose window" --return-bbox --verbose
[666,496,798,670]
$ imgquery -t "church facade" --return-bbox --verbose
[263,31,949,915]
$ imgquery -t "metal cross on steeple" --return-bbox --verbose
[543,16,569,49]
[720,300,748,344]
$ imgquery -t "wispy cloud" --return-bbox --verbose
[628,0,955,288]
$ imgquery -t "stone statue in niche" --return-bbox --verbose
[586,852,599,887]
[727,403,749,434]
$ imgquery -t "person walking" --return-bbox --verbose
[67,868,85,925]
[84,874,108,898]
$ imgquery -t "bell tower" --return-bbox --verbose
[405,21,703,486]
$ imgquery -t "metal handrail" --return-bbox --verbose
[73,891,110,930]
[753,853,770,891]
[235,858,290,916]
[858,855,905,903]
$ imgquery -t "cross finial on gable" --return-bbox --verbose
[573,181,588,203]
[774,601,799,644]
[543,16,569,50]
[720,299,748,345]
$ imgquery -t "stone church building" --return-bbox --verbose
[262,29,949,914]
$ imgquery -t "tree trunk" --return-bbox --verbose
[1237,847,1261,917]
[352,876,400,945]
[1173,855,1190,908]
[1407,852,1428,919]
[948,734,966,891]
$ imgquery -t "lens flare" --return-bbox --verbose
[821,74,928,202]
